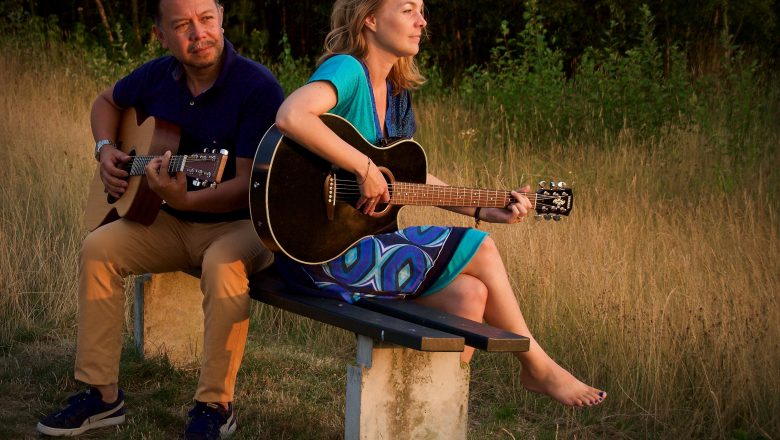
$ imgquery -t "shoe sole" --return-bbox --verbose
[220,411,237,437]
[36,414,126,437]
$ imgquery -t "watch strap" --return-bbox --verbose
[94,139,114,161]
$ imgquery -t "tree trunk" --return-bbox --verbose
[131,0,141,44]
[94,0,114,43]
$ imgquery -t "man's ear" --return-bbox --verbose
[153,24,168,49]
[218,5,225,27]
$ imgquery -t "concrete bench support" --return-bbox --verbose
[133,271,203,366]
[134,269,529,438]
[346,335,469,440]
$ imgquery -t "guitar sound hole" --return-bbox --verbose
[374,202,390,213]
[333,167,394,217]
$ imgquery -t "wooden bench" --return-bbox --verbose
[133,268,529,439]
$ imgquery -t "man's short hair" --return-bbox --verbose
[153,0,222,25]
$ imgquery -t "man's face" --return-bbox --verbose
[154,0,224,70]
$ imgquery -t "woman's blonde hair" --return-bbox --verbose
[318,0,426,93]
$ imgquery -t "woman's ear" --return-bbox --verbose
[364,14,377,32]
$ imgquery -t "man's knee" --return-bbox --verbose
[80,227,116,262]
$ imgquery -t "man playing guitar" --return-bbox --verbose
[36,0,283,438]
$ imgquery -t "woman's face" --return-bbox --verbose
[365,0,427,58]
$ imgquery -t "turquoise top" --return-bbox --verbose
[308,55,380,143]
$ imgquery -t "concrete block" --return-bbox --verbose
[346,335,470,440]
[133,272,203,366]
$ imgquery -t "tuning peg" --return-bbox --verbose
[192,179,201,187]
[544,214,552,220]
[538,180,546,188]
[219,149,228,156]
[553,214,561,221]
[558,181,567,188]
[210,183,218,189]
[203,148,208,153]
[534,214,542,220]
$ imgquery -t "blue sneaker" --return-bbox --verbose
[36,387,125,436]
[185,401,237,439]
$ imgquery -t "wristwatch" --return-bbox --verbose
[94,139,114,161]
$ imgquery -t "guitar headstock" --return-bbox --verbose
[184,149,229,188]
[534,181,573,221]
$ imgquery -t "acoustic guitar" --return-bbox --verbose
[249,113,573,264]
[84,108,228,231]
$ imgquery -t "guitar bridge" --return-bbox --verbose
[324,170,336,221]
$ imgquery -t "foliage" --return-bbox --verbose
[454,0,780,183]
[569,5,693,137]
[458,0,566,143]
[2,0,779,83]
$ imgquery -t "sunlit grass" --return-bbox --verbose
[1,42,778,439]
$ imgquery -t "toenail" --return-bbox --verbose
[598,391,605,397]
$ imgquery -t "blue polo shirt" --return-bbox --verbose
[113,39,283,222]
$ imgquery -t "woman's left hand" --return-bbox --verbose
[479,185,533,224]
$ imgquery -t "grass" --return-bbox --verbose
[1,41,779,439]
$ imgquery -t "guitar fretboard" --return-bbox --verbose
[390,182,538,208]
[123,155,195,176]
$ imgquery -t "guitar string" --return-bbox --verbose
[328,180,564,202]
[330,196,564,205]
[330,178,567,196]
[329,193,565,205]
[330,191,564,202]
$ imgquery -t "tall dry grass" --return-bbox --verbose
[0,47,100,343]
[1,43,778,438]
[407,99,780,438]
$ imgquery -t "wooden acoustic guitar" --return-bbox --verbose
[84,108,228,231]
[249,113,573,264]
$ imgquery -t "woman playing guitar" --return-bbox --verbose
[274,0,605,407]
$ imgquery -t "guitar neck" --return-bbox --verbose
[390,182,537,208]
[124,155,188,176]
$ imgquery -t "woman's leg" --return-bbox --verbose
[415,273,487,362]
[417,237,605,407]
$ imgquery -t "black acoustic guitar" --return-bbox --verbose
[249,113,573,264]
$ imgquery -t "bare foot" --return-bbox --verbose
[520,361,606,407]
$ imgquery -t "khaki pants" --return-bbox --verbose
[75,211,272,403]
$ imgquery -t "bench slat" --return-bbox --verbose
[356,298,530,352]
[249,272,465,352]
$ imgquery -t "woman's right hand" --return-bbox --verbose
[355,159,390,216]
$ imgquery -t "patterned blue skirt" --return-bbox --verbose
[275,226,487,303]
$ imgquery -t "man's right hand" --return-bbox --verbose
[99,145,131,198]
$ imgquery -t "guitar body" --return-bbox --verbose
[84,109,180,231]
[250,113,428,264]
